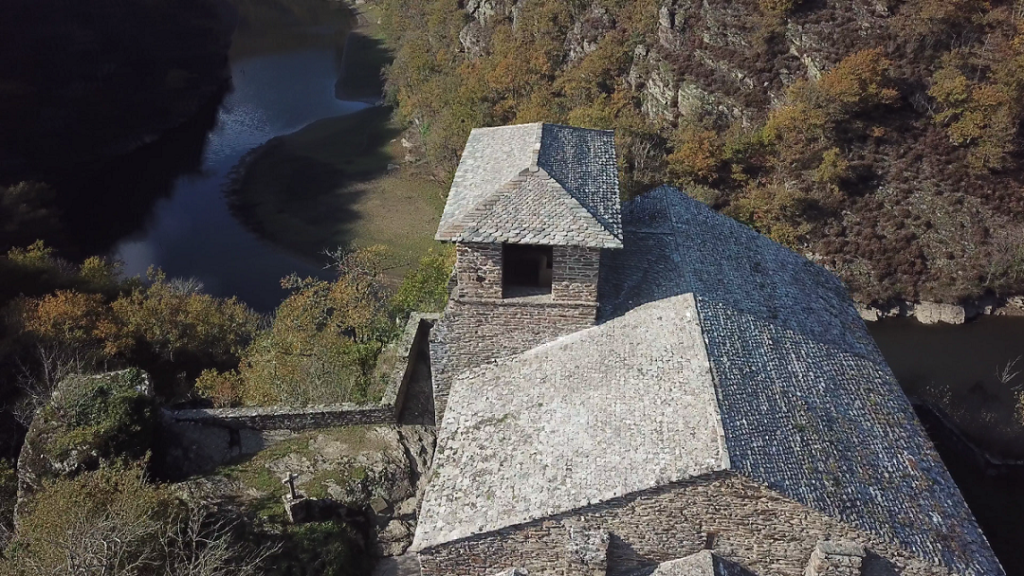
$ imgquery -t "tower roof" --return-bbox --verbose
[435,123,622,248]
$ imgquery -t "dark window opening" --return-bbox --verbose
[502,244,553,298]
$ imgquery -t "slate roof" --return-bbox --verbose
[415,183,1002,576]
[627,551,759,576]
[412,294,726,549]
[600,186,1002,576]
[435,122,622,248]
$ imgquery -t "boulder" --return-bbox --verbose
[912,302,966,325]
[16,369,156,526]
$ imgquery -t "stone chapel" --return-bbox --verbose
[417,122,1003,576]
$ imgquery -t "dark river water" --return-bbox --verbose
[109,49,367,310]
[871,316,1024,575]
[59,1,367,311]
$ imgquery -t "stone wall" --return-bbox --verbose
[429,298,596,423]
[158,314,438,477]
[382,313,441,420]
[162,404,394,431]
[552,246,600,303]
[456,243,502,300]
[418,472,947,576]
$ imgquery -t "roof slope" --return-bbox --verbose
[599,186,1001,576]
[436,122,622,248]
[412,294,726,550]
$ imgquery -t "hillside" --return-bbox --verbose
[379,0,1024,305]
[0,0,234,181]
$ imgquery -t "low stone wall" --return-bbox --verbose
[163,313,438,432]
[383,313,441,420]
[162,404,394,431]
[417,472,964,576]
[158,313,438,477]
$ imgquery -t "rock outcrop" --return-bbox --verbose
[16,370,156,526]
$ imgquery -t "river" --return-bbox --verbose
[57,0,369,311]
[871,316,1024,575]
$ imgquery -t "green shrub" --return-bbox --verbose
[42,369,155,462]
[267,521,369,576]
[391,246,455,316]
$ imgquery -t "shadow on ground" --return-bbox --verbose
[337,31,391,103]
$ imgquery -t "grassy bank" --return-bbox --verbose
[228,0,444,282]
[228,106,445,281]
[336,1,390,102]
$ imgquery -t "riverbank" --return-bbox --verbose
[225,0,446,282]
[227,106,445,281]
[857,295,1024,325]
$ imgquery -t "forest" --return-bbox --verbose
[379,0,1024,304]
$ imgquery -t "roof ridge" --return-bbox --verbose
[529,122,543,169]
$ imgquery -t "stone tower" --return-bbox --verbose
[429,122,623,422]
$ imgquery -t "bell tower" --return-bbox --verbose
[430,122,623,422]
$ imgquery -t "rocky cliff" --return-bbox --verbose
[381,0,1024,304]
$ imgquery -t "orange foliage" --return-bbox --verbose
[12,290,114,357]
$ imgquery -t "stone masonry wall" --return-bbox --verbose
[429,298,596,424]
[552,246,600,303]
[162,404,394,431]
[456,243,502,300]
[418,472,952,576]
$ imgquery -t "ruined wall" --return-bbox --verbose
[429,298,596,423]
[552,246,600,303]
[456,243,502,300]
[158,314,438,478]
[418,473,947,576]
[163,405,394,431]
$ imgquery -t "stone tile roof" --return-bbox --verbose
[627,551,758,576]
[412,294,727,550]
[436,122,622,248]
[416,182,1001,576]
[599,186,1002,576]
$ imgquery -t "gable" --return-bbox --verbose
[436,123,622,247]
[441,168,621,247]
[412,294,727,551]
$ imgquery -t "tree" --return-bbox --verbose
[0,182,59,254]
[391,246,456,316]
[929,34,1024,171]
[5,290,115,422]
[105,269,259,396]
[198,247,397,407]
[725,181,811,248]
[2,465,270,576]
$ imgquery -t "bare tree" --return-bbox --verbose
[5,471,275,576]
[12,343,89,427]
[998,356,1022,390]
[164,503,276,576]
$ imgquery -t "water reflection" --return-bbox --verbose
[110,47,368,311]
[871,316,1024,575]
